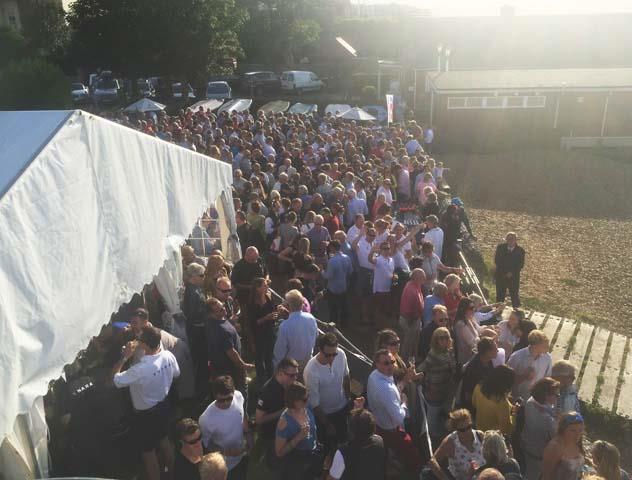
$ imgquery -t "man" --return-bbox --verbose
[478,469,505,480]
[368,241,395,329]
[199,452,228,480]
[420,241,461,291]
[322,240,353,326]
[405,134,423,156]
[306,214,331,267]
[174,418,203,480]
[398,269,426,360]
[273,290,318,369]
[235,211,251,257]
[255,358,299,441]
[494,232,525,308]
[206,297,254,396]
[128,308,194,400]
[459,337,499,411]
[419,304,450,360]
[231,246,268,306]
[423,215,444,260]
[376,178,394,206]
[112,326,180,480]
[303,333,351,461]
[183,263,209,387]
[367,349,421,475]
[345,189,368,228]
[346,214,365,245]
[507,329,552,401]
[182,244,207,268]
[214,277,239,325]
[422,282,447,327]
[199,376,250,479]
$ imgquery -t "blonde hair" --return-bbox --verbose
[528,329,549,346]
[552,359,576,378]
[444,273,461,288]
[285,289,304,311]
[430,327,451,353]
[447,409,472,431]
[185,262,206,280]
[199,452,227,480]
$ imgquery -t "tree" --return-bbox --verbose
[20,0,70,61]
[0,27,27,69]
[0,57,71,110]
[67,0,246,82]
[237,0,324,65]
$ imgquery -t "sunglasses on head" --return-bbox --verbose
[183,434,202,445]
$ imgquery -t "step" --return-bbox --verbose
[578,328,611,403]
[530,311,547,329]
[615,339,632,417]
[550,319,577,359]
[542,315,562,344]
[599,333,627,411]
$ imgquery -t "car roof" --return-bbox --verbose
[244,71,275,75]
[208,81,229,85]
[282,70,314,74]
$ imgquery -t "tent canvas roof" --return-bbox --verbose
[0,110,234,443]
[339,107,376,121]
[124,98,166,112]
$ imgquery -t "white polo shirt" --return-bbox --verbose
[113,349,180,411]
[357,237,374,270]
[199,390,245,471]
[303,348,349,415]
[373,255,395,293]
[507,346,552,401]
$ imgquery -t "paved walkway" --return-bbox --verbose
[508,309,632,417]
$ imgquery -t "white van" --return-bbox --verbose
[281,71,324,93]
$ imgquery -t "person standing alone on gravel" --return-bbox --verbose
[494,232,525,308]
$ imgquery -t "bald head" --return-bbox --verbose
[245,246,259,263]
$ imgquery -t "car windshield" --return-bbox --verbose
[207,83,229,93]
[72,83,84,90]
[97,79,117,89]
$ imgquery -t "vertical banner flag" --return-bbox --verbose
[386,94,394,124]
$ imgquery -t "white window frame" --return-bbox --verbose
[447,95,546,110]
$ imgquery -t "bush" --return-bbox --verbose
[0,57,71,110]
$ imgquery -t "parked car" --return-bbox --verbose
[93,78,120,104]
[206,81,232,100]
[171,82,196,101]
[71,83,90,104]
[136,78,155,98]
[281,70,324,93]
[240,71,280,95]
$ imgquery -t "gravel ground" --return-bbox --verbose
[469,207,632,337]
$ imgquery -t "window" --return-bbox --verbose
[447,97,466,109]
[447,95,546,110]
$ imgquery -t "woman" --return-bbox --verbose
[521,377,560,480]
[591,440,630,480]
[327,407,386,480]
[473,430,522,478]
[203,255,229,296]
[444,273,464,323]
[454,297,481,365]
[416,172,436,204]
[418,327,457,416]
[429,409,486,480]
[472,365,515,435]
[248,277,278,381]
[497,309,524,356]
[278,211,299,250]
[300,210,316,235]
[275,382,322,480]
[541,411,585,480]
[371,193,387,220]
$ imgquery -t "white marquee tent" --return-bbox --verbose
[123,97,166,113]
[0,110,238,478]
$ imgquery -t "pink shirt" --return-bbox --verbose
[399,281,424,319]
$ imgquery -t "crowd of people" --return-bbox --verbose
[105,105,629,480]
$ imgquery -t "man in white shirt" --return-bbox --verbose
[423,215,444,259]
[376,178,394,206]
[303,333,351,461]
[113,325,180,480]
[367,349,421,474]
[346,214,364,245]
[369,240,396,328]
[507,329,552,401]
[199,375,250,476]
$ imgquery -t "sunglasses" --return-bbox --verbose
[133,311,148,319]
[381,360,396,366]
[323,352,339,358]
[218,288,232,294]
[216,395,234,404]
[283,371,298,378]
[456,424,472,432]
[388,340,401,346]
[183,434,202,445]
